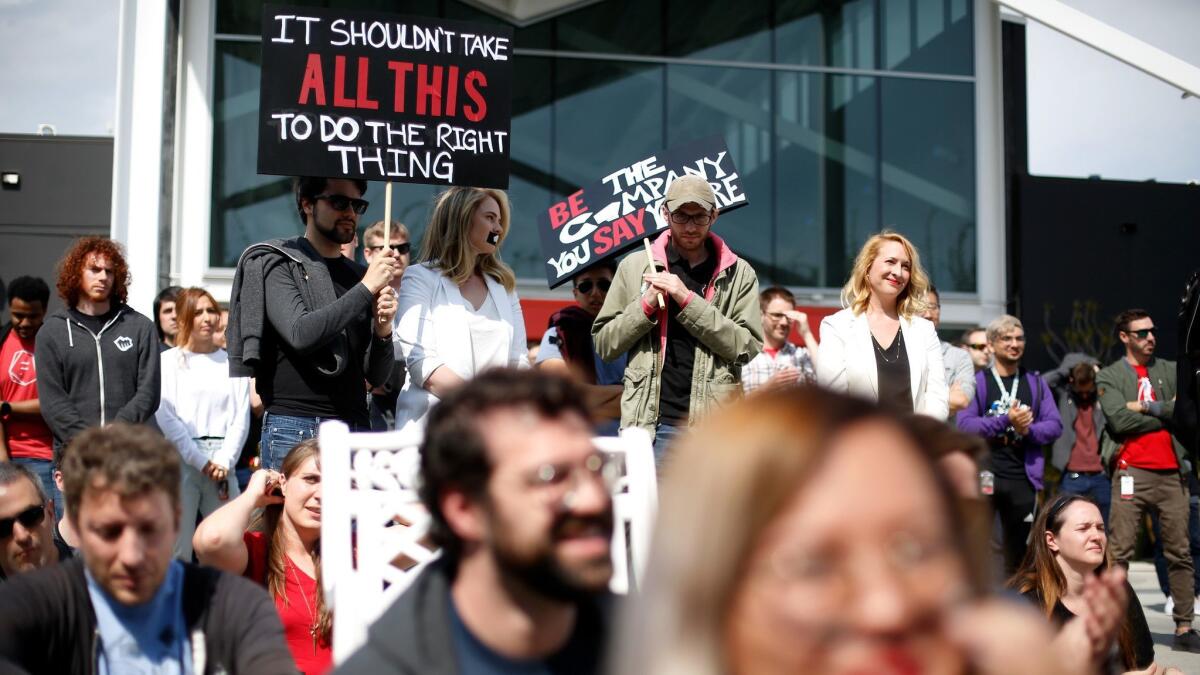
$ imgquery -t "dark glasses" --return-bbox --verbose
[575,279,611,294]
[314,194,370,215]
[1125,328,1156,339]
[965,343,988,351]
[0,504,45,539]
[367,242,411,255]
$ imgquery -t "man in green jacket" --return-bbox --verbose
[592,175,763,462]
[1097,308,1200,653]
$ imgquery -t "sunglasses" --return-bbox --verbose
[314,194,370,215]
[0,504,45,539]
[574,279,611,294]
[1124,328,1156,339]
[366,242,411,255]
[965,343,988,351]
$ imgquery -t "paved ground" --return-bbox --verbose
[1130,561,1200,673]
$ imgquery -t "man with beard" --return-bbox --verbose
[336,369,614,674]
[957,314,1062,574]
[227,177,399,470]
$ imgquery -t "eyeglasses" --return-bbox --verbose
[366,242,411,255]
[524,452,617,507]
[766,312,792,322]
[668,210,713,227]
[965,343,988,351]
[0,504,45,539]
[313,194,370,215]
[1123,327,1156,339]
[574,279,611,295]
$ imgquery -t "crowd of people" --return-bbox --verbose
[0,171,1196,674]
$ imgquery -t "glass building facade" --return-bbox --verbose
[211,0,977,292]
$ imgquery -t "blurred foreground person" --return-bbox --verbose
[612,386,1076,675]
[0,423,293,673]
[195,439,330,674]
[1009,494,1168,674]
[338,369,613,674]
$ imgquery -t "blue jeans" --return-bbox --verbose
[11,457,59,521]
[652,421,686,468]
[261,413,326,472]
[1153,493,1200,597]
[1059,471,1111,525]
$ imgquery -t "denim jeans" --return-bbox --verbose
[11,457,59,521]
[1059,471,1112,525]
[260,413,327,472]
[652,421,687,469]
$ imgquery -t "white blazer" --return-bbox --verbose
[393,263,530,432]
[816,308,949,419]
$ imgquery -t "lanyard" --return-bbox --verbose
[989,367,1020,408]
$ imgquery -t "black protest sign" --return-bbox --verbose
[538,136,749,288]
[257,5,512,188]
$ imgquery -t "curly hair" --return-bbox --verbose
[56,236,130,307]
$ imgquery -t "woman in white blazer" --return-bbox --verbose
[817,231,948,419]
[393,187,529,432]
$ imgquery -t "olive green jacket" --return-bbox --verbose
[1096,356,1188,474]
[592,231,763,437]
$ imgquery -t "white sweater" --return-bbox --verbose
[155,347,251,470]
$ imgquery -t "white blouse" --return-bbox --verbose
[155,348,251,470]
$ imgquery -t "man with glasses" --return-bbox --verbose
[362,219,411,430]
[957,314,1062,574]
[227,177,399,470]
[0,463,68,580]
[960,326,992,372]
[594,175,762,460]
[742,286,816,394]
[338,368,614,674]
[537,261,626,435]
[920,285,975,415]
[1097,309,1200,652]
[362,219,412,294]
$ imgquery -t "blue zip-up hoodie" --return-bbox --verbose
[34,305,160,458]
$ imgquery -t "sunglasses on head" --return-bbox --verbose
[366,242,411,255]
[1124,327,1155,339]
[0,504,45,539]
[575,279,611,294]
[314,194,370,215]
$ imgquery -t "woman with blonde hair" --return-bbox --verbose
[393,187,528,431]
[817,230,948,417]
[194,439,332,674]
[611,386,1078,675]
[154,286,250,560]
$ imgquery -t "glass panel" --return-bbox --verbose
[500,56,554,278]
[554,1,663,55]
[775,0,876,71]
[666,65,772,281]
[774,73,879,287]
[881,0,973,75]
[879,78,975,292]
[217,0,439,36]
[666,0,769,62]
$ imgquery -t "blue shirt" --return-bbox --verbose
[86,559,192,675]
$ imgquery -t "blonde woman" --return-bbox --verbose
[817,231,948,418]
[393,187,529,432]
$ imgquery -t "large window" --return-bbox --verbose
[211,0,976,291]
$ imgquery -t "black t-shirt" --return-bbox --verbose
[1022,584,1154,671]
[261,256,372,424]
[658,241,717,422]
[981,369,1033,481]
[873,329,913,413]
[447,593,608,675]
[67,307,118,335]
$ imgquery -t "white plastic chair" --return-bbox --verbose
[593,427,658,594]
[319,420,436,664]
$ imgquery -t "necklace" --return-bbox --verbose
[288,560,320,651]
[873,330,902,364]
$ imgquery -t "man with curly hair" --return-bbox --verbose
[34,237,160,467]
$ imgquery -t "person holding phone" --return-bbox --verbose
[155,287,251,561]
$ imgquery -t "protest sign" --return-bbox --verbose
[537,136,749,288]
[257,4,513,188]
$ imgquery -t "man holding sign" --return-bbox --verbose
[592,175,762,463]
[227,177,399,471]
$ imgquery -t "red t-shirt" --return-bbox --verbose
[244,531,333,675]
[0,331,53,460]
[763,346,780,359]
[1118,365,1178,470]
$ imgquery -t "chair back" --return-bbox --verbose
[593,427,658,594]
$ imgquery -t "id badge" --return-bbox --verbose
[1120,474,1135,500]
[979,470,995,496]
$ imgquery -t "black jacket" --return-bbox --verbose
[1175,268,1200,461]
[334,558,612,675]
[0,557,296,674]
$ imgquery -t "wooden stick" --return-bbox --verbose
[380,181,394,323]
[643,237,665,310]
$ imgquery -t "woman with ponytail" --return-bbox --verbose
[194,439,331,674]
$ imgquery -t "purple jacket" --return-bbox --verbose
[956,369,1063,490]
